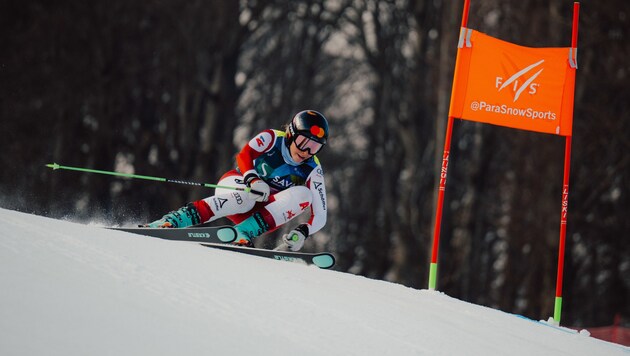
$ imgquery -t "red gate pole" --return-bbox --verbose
[553,1,579,325]
[428,0,470,290]
[428,116,454,290]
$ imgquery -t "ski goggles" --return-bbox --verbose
[294,134,324,155]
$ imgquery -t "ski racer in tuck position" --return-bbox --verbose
[144,110,329,251]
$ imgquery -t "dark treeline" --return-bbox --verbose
[1,0,628,328]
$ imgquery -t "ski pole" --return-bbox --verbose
[46,163,256,193]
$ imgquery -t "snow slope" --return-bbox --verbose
[0,208,627,356]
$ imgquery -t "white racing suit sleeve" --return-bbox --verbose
[305,165,327,235]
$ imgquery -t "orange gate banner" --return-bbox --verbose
[449,29,577,136]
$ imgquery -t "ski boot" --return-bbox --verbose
[144,203,201,228]
[231,212,270,248]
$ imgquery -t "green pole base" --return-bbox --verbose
[428,263,438,290]
[553,296,563,324]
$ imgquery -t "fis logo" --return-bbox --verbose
[495,59,543,102]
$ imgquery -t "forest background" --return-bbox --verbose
[1,0,628,328]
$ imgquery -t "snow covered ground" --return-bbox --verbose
[0,208,627,356]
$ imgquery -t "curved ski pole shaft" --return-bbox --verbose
[46,163,251,193]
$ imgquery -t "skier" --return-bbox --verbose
[144,110,329,251]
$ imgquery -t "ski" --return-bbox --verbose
[110,226,237,243]
[200,243,336,269]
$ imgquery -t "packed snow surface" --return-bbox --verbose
[0,208,627,355]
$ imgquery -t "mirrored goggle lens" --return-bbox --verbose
[295,135,323,154]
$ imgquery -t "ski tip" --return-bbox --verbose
[313,254,335,269]
[46,163,60,170]
[217,227,237,243]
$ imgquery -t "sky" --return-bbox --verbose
[0,208,627,356]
